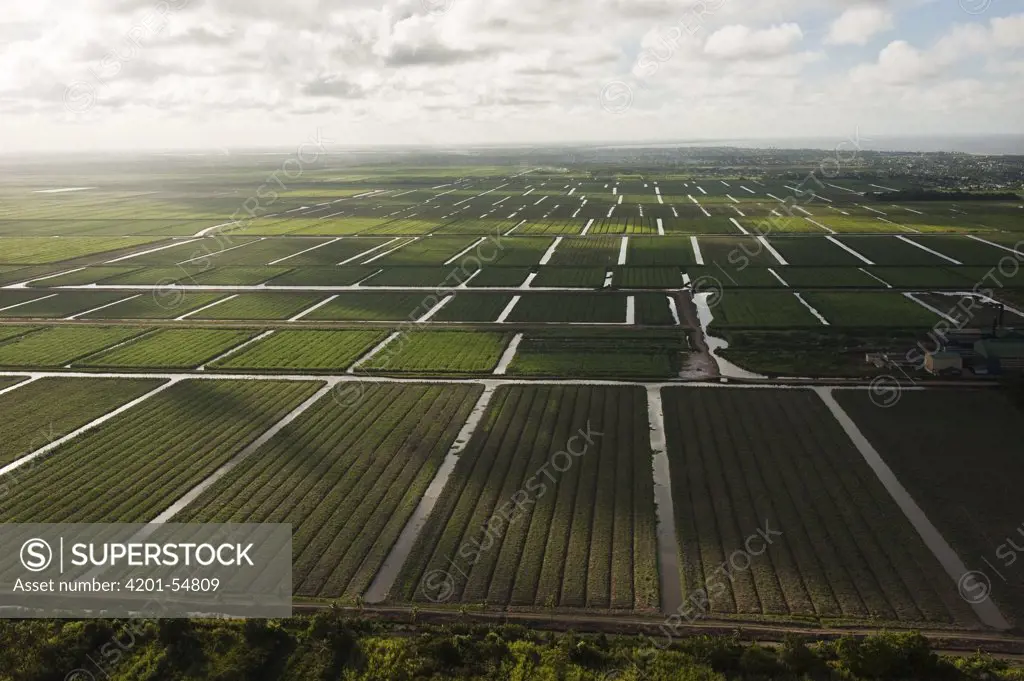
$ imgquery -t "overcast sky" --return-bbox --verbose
[0,0,1021,152]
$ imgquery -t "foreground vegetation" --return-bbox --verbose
[3,615,1022,681]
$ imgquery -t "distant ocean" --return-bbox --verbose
[600,135,1024,156]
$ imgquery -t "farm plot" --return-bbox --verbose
[187,266,292,285]
[775,268,881,288]
[614,267,683,289]
[188,237,341,266]
[361,219,445,236]
[136,238,297,267]
[114,238,259,266]
[0,290,60,309]
[282,217,393,236]
[266,238,397,266]
[0,236,162,264]
[466,267,530,287]
[747,216,823,234]
[587,217,657,235]
[430,293,514,322]
[836,237,957,266]
[835,389,1024,627]
[659,218,739,235]
[367,237,478,266]
[305,293,435,321]
[635,293,676,325]
[192,293,326,320]
[0,377,165,466]
[178,383,482,599]
[0,291,132,319]
[486,237,556,266]
[0,326,38,343]
[517,220,590,235]
[0,326,147,366]
[394,385,660,612]
[267,266,380,287]
[78,329,257,369]
[24,266,141,287]
[708,291,821,328]
[361,267,476,287]
[801,292,943,327]
[767,238,869,266]
[506,293,627,324]
[361,331,509,373]
[910,293,1017,327]
[861,267,977,289]
[0,265,51,286]
[532,267,606,288]
[211,329,388,372]
[662,387,980,627]
[696,237,782,266]
[905,236,1009,265]
[93,266,198,285]
[686,267,784,288]
[0,379,323,523]
[508,331,688,378]
[546,237,622,267]
[81,293,229,319]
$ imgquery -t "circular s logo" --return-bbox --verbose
[21,538,53,572]
[958,570,992,604]
[600,81,633,115]
[420,569,456,603]
[868,375,903,408]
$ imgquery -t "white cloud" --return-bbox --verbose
[852,12,1024,85]
[850,40,942,84]
[0,1,1020,150]
[825,5,893,46]
[703,23,804,60]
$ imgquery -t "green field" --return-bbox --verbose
[0,379,323,522]
[835,389,1024,627]
[1,157,1022,636]
[192,293,325,320]
[507,293,627,323]
[662,387,979,627]
[0,326,146,366]
[508,331,688,378]
[801,292,943,327]
[709,291,820,328]
[78,328,256,368]
[211,329,388,371]
[362,331,509,373]
[178,383,482,599]
[394,385,660,611]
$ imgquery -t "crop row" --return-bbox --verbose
[0,379,323,523]
[0,377,164,466]
[834,389,1024,627]
[394,385,660,612]
[179,383,482,599]
[661,387,979,626]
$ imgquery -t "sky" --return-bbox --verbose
[0,0,1022,152]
